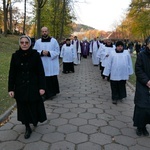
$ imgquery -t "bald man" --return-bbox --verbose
[33,27,60,100]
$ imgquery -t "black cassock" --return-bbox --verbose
[45,75,60,99]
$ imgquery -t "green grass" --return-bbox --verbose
[129,55,136,86]
[0,35,19,115]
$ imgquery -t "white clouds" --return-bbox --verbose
[74,0,132,31]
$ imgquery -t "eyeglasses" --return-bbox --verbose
[20,41,29,45]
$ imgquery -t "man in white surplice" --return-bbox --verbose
[60,38,76,73]
[72,36,81,65]
[33,27,60,100]
[90,37,100,66]
[100,39,115,80]
[103,41,133,104]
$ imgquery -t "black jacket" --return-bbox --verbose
[134,47,150,108]
[8,48,46,102]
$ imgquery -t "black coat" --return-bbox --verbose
[8,48,47,124]
[134,48,150,108]
[8,48,46,101]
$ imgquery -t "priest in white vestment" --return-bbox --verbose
[100,39,115,80]
[33,27,60,100]
[72,36,81,65]
[89,37,100,66]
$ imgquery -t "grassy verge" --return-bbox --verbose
[0,35,19,115]
[129,55,136,87]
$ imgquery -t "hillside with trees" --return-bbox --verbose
[72,23,95,32]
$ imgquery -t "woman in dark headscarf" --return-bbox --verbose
[8,35,47,139]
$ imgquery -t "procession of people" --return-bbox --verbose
[8,26,150,138]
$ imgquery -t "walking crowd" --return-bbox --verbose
[7,26,150,139]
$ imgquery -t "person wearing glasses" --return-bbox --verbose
[8,35,47,139]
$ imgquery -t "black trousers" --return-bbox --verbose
[110,80,127,100]
[101,66,105,79]
[63,62,74,73]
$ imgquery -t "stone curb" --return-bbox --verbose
[0,103,16,124]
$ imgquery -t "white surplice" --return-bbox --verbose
[60,44,76,62]
[90,40,100,65]
[72,40,81,65]
[103,50,133,80]
[33,37,60,76]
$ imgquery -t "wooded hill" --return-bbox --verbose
[72,23,95,32]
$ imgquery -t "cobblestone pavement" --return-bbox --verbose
[0,57,150,150]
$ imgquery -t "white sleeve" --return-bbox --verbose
[60,45,65,58]
[127,53,133,75]
[103,54,112,76]
[49,39,60,59]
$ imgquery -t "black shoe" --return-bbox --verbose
[142,128,149,136]
[24,127,32,139]
[136,128,142,136]
[112,100,117,104]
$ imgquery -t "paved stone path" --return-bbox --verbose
[0,57,150,150]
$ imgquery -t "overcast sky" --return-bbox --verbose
[10,0,132,32]
[73,0,132,31]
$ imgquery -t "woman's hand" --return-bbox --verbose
[9,91,14,98]
[39,89,45,95]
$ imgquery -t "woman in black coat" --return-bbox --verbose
[133,36,150,136]
[8,35,47,139]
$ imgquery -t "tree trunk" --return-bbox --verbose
[3,0,7,36]
[37,0,41,38]
[59,0,66,42]
[23,0,26,34]
[36,0,47,38]
[9,4,12,33]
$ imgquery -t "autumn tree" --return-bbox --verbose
[40,0,75,41]
[0,7,3,32]
[35,0,47,38]
[119,0,150,40]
